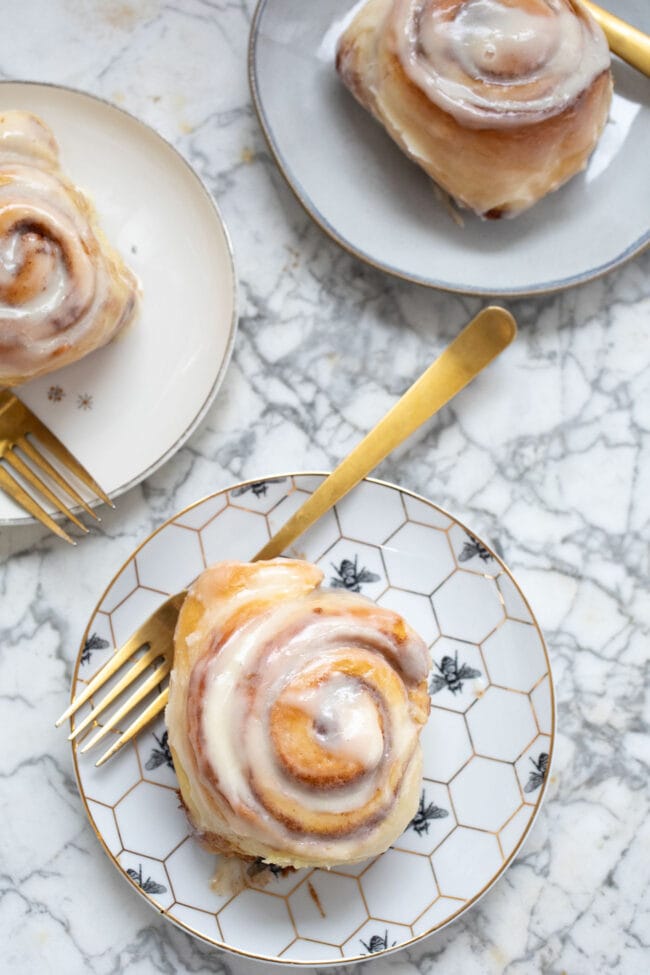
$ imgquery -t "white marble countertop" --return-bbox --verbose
[1,2,649,973]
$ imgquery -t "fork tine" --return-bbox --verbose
[19,437,100,521]
[56,592,185,728]
[55,635,151,727]
[0,465,75,545]
[79,660,171,753]
[4,448,89,533]
[27,414,113,507]
[69,644,164,742]
[95,688,169,767]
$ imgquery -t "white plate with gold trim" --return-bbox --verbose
[249,0,650,296]
[69,474,555,966]
[0,81,237,527]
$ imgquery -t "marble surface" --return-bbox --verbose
[1,2,649,973]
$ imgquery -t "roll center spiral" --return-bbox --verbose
[447,0,558,79]
[0,227,58,305]
[271,667,385,789]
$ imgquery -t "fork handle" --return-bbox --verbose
[254,306,516,562]
[581,1,650,77]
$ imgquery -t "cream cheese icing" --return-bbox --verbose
[390,0,611,128]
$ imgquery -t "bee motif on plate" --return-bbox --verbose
[524,752,549,794]
[80,632,110,666]
[330,556,380,593]
[145,731,173,771]
[429,651,481,696]
[247,858,287,879]
[126,864,167,895]
[232,478,286,500]
[458,533,492,564]
[408,790,449,836]
[360,930,396,954]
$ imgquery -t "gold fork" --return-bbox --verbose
[57,305,517,764]
[0,389,113,544]
[582,1,650,78]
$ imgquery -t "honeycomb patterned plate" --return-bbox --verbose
[70,474,555,966]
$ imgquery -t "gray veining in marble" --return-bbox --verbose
[1,1,649,973]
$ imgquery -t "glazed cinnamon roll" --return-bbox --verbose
[0,111,138,385]
[166,559,431,868]
[336,0,613,217]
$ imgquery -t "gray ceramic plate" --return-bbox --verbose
[249,0,650,296]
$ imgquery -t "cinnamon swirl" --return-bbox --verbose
[166,559,431,868]
[336,0,613,217]
[0,110,138,385]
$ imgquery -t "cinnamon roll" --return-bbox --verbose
[0,110,138,385]
[166,559,431,868]
[336,0,613,217]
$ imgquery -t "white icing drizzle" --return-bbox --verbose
[189,573,429,855]
[0,169,95,335]
[390,0,611,128]
[283,675,384,768]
